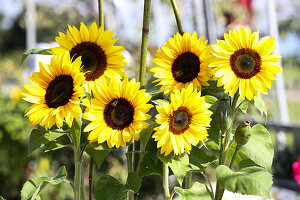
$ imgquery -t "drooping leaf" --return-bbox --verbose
[174,182,213,200]
[250,94,267,117]
[21,166,67,200]
[94,173,141,200]
[227,142,247,164]
[158,152,189,186]
[140,138,163,176]
[204,95,218,105]
[85,145,110,169]
[188,146,217,172]
[140,122,157,149]
[21,48,52,65]
[207,113,221,144]
[151,99,168,106]
[70,118,82,148]
[149,90,164,96]
[90,142,111,150]
[237,99,249,114]
[216,165,272,198]
[28,129,66,156]
[239,124,274,171]
[44,135,70,152]
[126,172,141,193]
[140,153,163,176]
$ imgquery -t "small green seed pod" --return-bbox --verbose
[216,100,233,133]
[235,120,251,146]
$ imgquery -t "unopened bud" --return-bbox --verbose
[216,100,232,133]
[235,120,251,146]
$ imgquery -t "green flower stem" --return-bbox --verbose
[139,0,151,88]
[132,0,152,181]
[184,171,192,189]
[170,0,183,35]
[98,0,104,27]
[163,163,171,200]
[64,179,76,197]
[89,158,94,200]
[127,142,134,200]
[74,147,83,200]
[215,93,240,200]
[229,145,240,169]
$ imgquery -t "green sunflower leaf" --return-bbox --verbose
[174,182,213,200]
[140,122,157,149]
[239,124,274,171]
[70,118,82,148]
[216,165,272,198]
[21,48,52,65]
[94,172,141,200]
[85,145,110,169]
[188,146,217,172]
[236,99,249,114]
[44,134,70,152]
[251,94,267,117]
[204,95,218,105]
[21,166,67,200]
[151,99,168,106]
[28,129,66,156]
[140,153,163,176]
[158,152,189,186]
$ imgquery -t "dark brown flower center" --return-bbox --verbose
[230,48,261,79]
[104,98,134,130]
[45,75,74,108]
[169,107,191,135]
[70,42,107,81]
[172,52,200,83]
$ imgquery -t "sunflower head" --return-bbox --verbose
[151,31,213,94]
[152,84,212,156]
[51,22,127,93]
[23,52,85,130]
[83,77,153,148]
[211,26,282,100]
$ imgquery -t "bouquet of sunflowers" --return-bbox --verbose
[19,0,281,199]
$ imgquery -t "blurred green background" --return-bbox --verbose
[0,0,300,199]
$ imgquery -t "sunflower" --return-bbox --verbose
[151,31,213,94]
[51,22,126,93]
[23,52,85,130]
[211,27,282,100]
[152,84,212,156]
[83,77,153,148]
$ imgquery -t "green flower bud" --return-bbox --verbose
[235,120,251,146]
[216,100,233,133]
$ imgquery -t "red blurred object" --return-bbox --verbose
[239,0,253,16]
[292,157,300,185]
